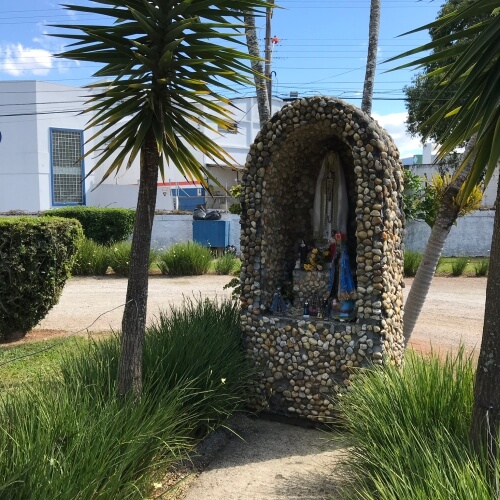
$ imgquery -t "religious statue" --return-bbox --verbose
[270,288,287,315]
[328,232,356,321]
[312,151,348,244]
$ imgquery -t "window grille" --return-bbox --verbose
[50,129,84,204]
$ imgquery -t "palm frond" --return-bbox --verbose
[386,0,500,202]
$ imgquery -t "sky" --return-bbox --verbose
[0,0,445,158]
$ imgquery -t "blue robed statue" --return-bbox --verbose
[312,151,356,320]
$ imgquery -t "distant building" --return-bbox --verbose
[0,80,282,212]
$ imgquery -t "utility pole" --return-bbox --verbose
[264,0,275,109]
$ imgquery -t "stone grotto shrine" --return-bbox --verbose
[239,96,405,422]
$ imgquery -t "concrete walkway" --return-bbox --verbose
[183,416,348,500]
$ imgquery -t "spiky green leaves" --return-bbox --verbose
[52,0,272,187]
[387,0,499,202]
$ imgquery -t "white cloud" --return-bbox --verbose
[372,111,423,159]
[0,43,53,76]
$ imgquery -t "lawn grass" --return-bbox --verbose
[0,337,89,390]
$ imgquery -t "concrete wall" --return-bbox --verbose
[151,213,241,253]
[405,210,494,256]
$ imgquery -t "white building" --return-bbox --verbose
[0,80,282,212]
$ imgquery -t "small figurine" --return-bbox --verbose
[299,240,308,265]
[270,288,286,315]
[303,299,310,318]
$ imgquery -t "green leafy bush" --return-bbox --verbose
[404,250,422,277]
[45,206,135,245]
[157,242,212,276]
[228,203,242,214]
[337,349,498,498]
[72,238,110,276]
[108,241,158,277]
[0,217,83,340]
[0,299,251,499]
[451,256,469,276]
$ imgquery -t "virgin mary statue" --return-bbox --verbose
[312,151,356,320]
[312,151,348,243]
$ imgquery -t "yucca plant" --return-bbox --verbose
[52,0,272,397]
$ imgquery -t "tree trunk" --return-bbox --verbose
[403,137,476,345]
[470,175,500,468]
[361,0,380,115]
[117,130,159,398]
[244,13,270,127]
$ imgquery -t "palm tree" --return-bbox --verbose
[54,0,271,398]
[244,14,270,126]
[389,0,500,461]
[361,0,381,115]
[402,138,475,343]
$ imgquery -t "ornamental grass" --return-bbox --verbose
[0,298,250,499]
[337,348,499,499]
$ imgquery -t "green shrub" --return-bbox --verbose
[228,203,242,214]
[157,242,212,276]
[474,258,489,277]
[72,238,110,276]
[0,217,82,340]
[337,349,498,499]
[108,241,158,277]
[214,253,239,275]
[45,206,135,245]
[404,250,422,277]
[451,256,469,276]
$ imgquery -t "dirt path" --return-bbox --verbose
[11,275,487,499]
[25,275,486,357]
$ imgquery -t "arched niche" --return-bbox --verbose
[240,97,405,422]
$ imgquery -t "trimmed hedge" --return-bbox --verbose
[45,206,135,245]
[0,217,83,340]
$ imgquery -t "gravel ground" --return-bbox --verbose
[20,275,487,499]
[29,275,486,357]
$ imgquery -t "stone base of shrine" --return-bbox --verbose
[241,312,385,423]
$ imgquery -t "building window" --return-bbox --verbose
[218,122,238,134]
[50,129,84,205]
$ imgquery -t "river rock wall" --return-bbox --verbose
[240,96,405,422]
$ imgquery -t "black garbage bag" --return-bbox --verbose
[193,204,221,221]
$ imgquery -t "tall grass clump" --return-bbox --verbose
[0,299,251,499]
[337,349,499,498]
[72,237,110,275]
[157,242,212,276]
[451,256,470,276]
[474,258,489,277]
[214,253,239,275]
[404,250,422,277]
[108,241,158,276]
